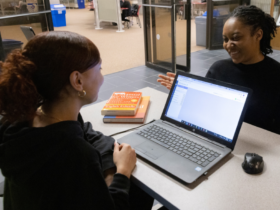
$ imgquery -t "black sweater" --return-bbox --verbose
[0,114,130,210]
[206,56,280,134]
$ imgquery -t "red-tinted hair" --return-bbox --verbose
[0,31,100,123]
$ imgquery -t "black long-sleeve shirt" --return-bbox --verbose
[0,114,130,210]
[206,56,280,134]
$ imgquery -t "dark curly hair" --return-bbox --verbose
[0,31,100,123]
[231,5,277,55]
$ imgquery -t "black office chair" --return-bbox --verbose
[20,26,36,41]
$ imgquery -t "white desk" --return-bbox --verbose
[81,87,280,210]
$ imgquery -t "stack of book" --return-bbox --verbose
[101,92,150,123]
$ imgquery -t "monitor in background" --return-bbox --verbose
[165,75,249,143]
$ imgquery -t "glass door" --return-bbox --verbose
[175,0,191,72]
[143,0,191,73]
[206,0,241,50]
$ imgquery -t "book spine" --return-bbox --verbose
[101,110,136,116]
[103,118,143,123]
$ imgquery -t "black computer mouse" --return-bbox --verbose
[242,153,264,174]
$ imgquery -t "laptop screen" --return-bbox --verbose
[165,75,248,143]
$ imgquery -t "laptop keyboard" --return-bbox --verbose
[137,125,221,167]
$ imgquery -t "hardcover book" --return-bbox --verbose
[103,96,150,123]
[101,92,142,116]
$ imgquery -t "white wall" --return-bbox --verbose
[250,0,271,14]
[50,0,60,4]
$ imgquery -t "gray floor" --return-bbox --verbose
[97,49,280,104]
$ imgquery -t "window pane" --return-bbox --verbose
[250,0,271,14]
[0,0,47,17]
[0,13,48,59]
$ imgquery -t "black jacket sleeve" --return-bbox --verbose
[60,146,130,210]
[78,113,115,171]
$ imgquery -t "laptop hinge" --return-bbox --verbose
[161,120,226,149]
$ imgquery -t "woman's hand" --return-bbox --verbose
[157,72,176,90]
[113,142,136,179]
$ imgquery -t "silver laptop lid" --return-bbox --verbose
[160,72,252,150]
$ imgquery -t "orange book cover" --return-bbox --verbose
[101,92,142,116]
[103,96,150,123]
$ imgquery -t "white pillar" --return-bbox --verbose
[93,0,102,29]
[116,0,124,32]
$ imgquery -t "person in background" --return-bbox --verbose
[112,0,132,27]
[120,0,132,20]
[15,0,28,13]
[0,31,154,210]
[157,5,280,134]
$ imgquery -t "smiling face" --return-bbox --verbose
[223,17,264,64]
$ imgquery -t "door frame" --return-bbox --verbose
[143,0,191,74]
[206,0,242,50]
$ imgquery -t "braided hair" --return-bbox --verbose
[231,5,277,55]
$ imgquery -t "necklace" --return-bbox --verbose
[37,106,63,123]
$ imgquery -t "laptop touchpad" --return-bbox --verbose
[136,141,167,160]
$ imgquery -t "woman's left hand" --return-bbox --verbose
[157,72,176,90]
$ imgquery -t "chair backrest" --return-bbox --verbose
[137,5,141,16]
[20,26,36,41]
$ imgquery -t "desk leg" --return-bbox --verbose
[131,176,178,210]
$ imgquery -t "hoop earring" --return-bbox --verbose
[78,90,86,97]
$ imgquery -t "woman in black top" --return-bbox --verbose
[0,32,153,209]
[120,0,132,21]
[158,5,280,134]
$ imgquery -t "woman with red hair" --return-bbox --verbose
[0,31,153,210]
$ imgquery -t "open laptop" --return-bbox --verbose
[118,71,252,184]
